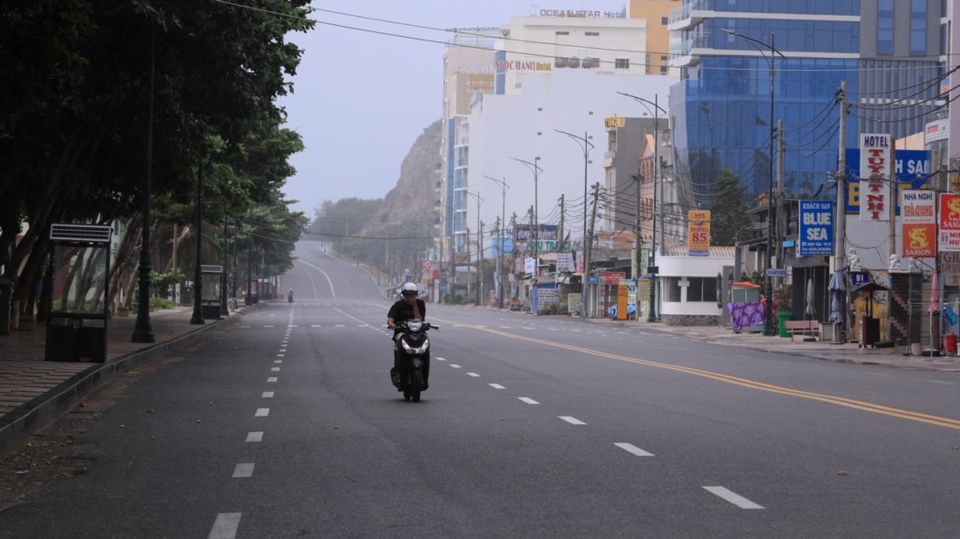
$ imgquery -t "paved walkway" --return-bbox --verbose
[0,304,249,456]
[3,306,959,456]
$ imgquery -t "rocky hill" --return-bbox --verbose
[360,120,442,234]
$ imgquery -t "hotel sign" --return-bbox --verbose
[859,133,891,222]
[538,9,626,18]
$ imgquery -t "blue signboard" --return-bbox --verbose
[798,200,834,257]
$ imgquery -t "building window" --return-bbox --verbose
[585,31,600,36]
[660,65,669,75]
[910,0,926,55]
[687,277,718,303]
[666,278,682,302]
[877,0,894,55]
[556,31,569,36]
[661,16,668,25]
[615,58,630,69]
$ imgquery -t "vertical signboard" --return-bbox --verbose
[688,210,711,256]
[940,194,960,252]
[798,200,833,256]
[901,190,936,258]
[859,134,891,222]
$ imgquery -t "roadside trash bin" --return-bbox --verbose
[777,311,791,338]
[943,333,957,355]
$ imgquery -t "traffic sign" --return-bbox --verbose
[423,260,432,271]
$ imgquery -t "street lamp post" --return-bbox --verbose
[554,130,594,253]
[721,29,786,337]
[132,27,157,343]
[465,190,484,304]
[617,91,666,323]
[509,157,542,263]
[190,163,205,325]
[483,175,510,308]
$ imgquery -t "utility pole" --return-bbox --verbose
[478,220,484,304]
[834,81,848,344]
[583,182,601,318]
[557,194,565,251]
[510,212,518,304]
[494,216,501,306]
[777,118,785,270]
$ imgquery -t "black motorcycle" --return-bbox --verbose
[390,319,438,402]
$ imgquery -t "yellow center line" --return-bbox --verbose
[432,317,960,430]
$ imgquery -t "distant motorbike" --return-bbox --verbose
[390,319,438,402]
[287,292,293,303]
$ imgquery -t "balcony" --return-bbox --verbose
[667,0,713,31]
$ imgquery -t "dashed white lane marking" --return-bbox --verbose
[500,326,512,329]
[450,364,462,369]
[311,324,322,328]
[276,354,285,358]
[489,384,505,389]
[335,324,346,328]
[264,325,275,328]
[518,397,540,405]
[436,357,446,361]
[240,325,250,329]
[614,443,654,457]
[267,377,278,383]
[703,486,764,509]
[359,324,370,327]
[559,416,586,425]
[255,408,270,417]
[246,432,263,443]
[467,373,480,377]
[262,391,274,398]
[928,380,955,385]
[274,360,282,364]
[453,324,465,328]
[209,513,241,539]
[233,463,255,478]
[271,367,280,372]
[287,325,298,328]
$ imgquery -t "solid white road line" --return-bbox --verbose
[928,380,955,385]
[246,432,263,443]
[267,377,278,383]
[614,443,654,457]
[233,463,255,478]
[255,408,270,417]
[489,384,505,389]
[702,486,764,509]
[209,513,241,539]
[262,391,274,398]
[518,397,540,405]
[467,373,480,377]
[559,416,586,425]
[450,364,462,369]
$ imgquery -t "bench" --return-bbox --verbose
[785,320,820,341]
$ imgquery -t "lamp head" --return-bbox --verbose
[720,28,735,35]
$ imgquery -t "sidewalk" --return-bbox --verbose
[0,304,252,456]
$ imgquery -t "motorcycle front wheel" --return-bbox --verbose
[410,368,423,402]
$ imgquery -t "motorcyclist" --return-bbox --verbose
[287,288,293,302]
[387,282,428,390]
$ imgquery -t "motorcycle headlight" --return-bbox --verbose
[400,338,430,355]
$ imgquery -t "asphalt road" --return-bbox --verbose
[4,241,960,538]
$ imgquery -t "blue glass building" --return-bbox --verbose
[669,2,861,207]
[668,1,944,210]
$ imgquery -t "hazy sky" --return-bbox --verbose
[279,1,627,217]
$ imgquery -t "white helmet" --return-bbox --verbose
[401,283,419,297]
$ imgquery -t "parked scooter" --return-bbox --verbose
[390,319,438,402]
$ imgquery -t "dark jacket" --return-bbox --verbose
[388,298,426,326]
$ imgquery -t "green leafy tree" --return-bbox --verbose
[708,169,751,246]
[0,1,314,316]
